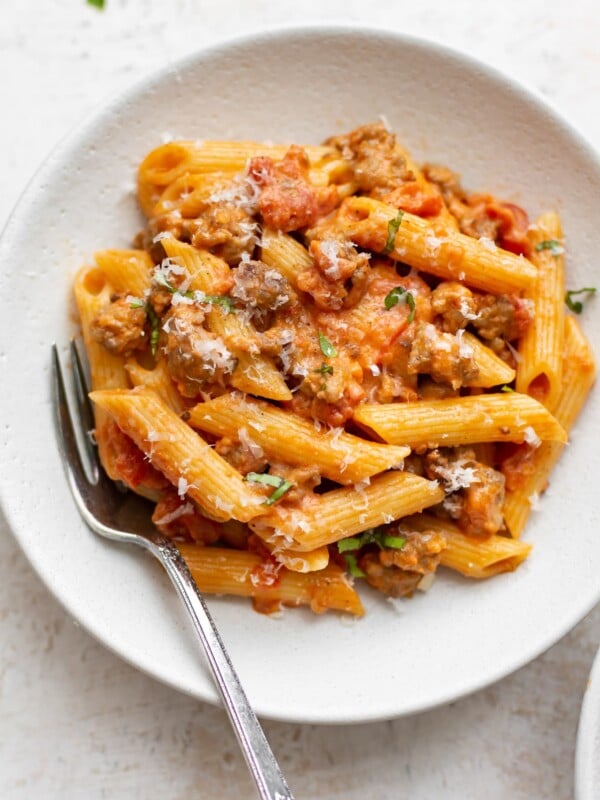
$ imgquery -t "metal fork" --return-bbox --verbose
[52,342,294,800]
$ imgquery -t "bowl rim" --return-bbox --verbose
[1,23,599,724]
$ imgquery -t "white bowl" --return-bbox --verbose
[1,26,599,724]
[576,649,600,799]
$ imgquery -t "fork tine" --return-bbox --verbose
[70,339,100,482]
[51,344,95,496]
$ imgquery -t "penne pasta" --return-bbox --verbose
[188,393,409,484]
[516,212,565,411]
[72,121,594,615]
[260,228,313,288]
[90,387,266,523]
[462,332,516,388]
[94,249,153,298]
[353,393,566,449]
[404,514,532,578]
[178,545,364,615]
[503,316,596,536]
[251,472,444,552]
[335,196,537,294]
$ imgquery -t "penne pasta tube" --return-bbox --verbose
[403,514,532,578]
[188,393,409,484]
[161,238,233,295]
[94,249,153,297]
[125,357,187,415]
[260,228,313,288]
[90,387,266,523]
[516,212,565,411]
[261,541,330,573]
[353,393,566,449]
[178,545,364,616]
[74,267,131,481]
[251,472,444,552]
[335,196,537,294]
[207,310,292,401]
[462,332,516,388]
[138,140,335,216]
[503,315,596,536]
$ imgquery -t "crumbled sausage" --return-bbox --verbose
[326,122,443,215]
[162,304,236,396]
[431,281,478,333]
[358,526,445,599]
[230,259,291,328]
[359,554,423,598]
[471,293,533,343]
[90,296,147,356]
[423,164,531,256]
[425,447,506,537]
[215,435,268,475]
[189,202,259,265]
[248,146,339,232]
[407,322,479,388]
[326,122,409,196]
[379,528,447,572]
[297,238,370,310]
[145,203,258,266]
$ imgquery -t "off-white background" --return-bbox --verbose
[1,1,599,798]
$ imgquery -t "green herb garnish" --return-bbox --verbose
[129,298,145,309]
[384,286,416,322]
[198,294,234,311]
[535,239,564,257]
[565,287,596,314]
[87,0,105,9]
[245,472,294,506]
[315,363,334,376]
[318,332,337,358]
[384,210,404,254]
[146,305,160,356]
[337,528,406,553]
[343,553,366,578]
[500,385,515,393]
[153,272,234,311]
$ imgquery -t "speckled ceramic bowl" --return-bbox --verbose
[1,26,599,723]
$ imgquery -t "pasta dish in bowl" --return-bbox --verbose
[1,27,599,722]
[77,122,593,618]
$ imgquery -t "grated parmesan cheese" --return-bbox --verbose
[523,426,541,448]
[435,462,477,493]
[237,426,264,459]
[153,502,195,526]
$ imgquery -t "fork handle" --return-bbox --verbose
[148,537,294,800]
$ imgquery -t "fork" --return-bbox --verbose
[52,342,294,800]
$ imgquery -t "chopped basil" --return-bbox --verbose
[129,298,145,309]
[87,0,105,8]
[153,272,234,311]
[565,287,596,314]
[199,294,235,311]
[337,528,406,553]
[384,286,416,322]
[343,553,366,578]
[381,535,408,549]
[500,385,515,393]
[535,239,564,257]
[146,305,160,356]
[245,472,294,506]
[264,480,294,506]
[315,362,334,376]
[337,536,366,553]
[384,211,404,254]
[318,332,337,358]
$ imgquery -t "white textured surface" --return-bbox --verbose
[1,1,599,798]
